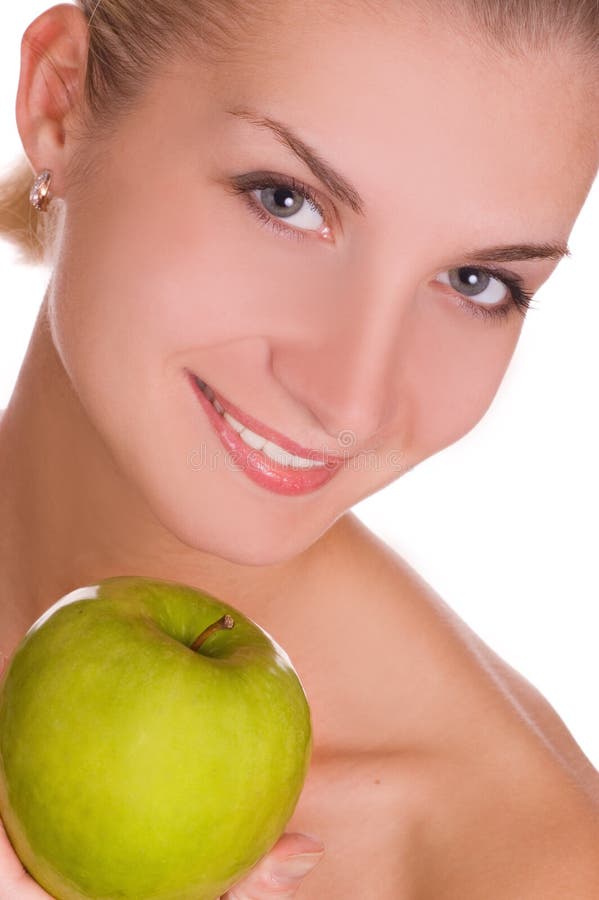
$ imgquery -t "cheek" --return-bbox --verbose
[55,173,310,374]
[50,188,239,386]
[46,179,325,523]
[400,306,522,463]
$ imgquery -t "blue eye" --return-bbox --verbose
[436,266,535,321]
[250,182,324,232]
[229,172,330,241]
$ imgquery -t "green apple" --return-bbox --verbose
[0,575,313,899]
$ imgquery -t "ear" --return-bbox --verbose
[15,3,90,200]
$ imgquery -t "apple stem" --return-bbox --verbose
[190,614,235,652]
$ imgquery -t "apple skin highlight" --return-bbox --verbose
[0,575,313,900]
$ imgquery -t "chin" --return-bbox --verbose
[150,498,320,569]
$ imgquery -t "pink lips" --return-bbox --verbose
[187,371,345,496]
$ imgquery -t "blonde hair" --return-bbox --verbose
[1,0,598,265]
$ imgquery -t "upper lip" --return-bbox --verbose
[187,369,350,463]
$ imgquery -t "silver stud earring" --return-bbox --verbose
[30,169,53,212]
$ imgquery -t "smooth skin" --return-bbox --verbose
[1,1,599,897]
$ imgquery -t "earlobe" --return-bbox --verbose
[15,3,90,197]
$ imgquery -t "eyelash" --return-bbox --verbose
[229,172,536,322]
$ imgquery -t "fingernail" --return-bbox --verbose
[273,850,325,879]
[293,833,325,855]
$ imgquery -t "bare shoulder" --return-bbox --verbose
[337,513,599,775]
[326,512,599,896]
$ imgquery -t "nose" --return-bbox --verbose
[271,270,411,449]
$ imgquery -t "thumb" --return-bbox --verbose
[223,832,325,899]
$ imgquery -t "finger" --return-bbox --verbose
[222,832,325,899]
[0,818,53,898]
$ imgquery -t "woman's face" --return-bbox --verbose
[47,1,598,565]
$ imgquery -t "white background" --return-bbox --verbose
[2,4,598,766]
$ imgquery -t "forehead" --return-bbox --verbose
[179,1,598,241]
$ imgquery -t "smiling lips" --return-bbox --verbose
[187,370,346,496]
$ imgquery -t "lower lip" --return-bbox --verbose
[188,373,344,496]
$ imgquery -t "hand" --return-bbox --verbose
[0,815,56,898]
[0,824,325,900]
[220,832,326,899]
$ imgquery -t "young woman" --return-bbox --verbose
[1,1,598,897]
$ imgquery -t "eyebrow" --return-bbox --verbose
[225,105,571,264]
[226,105,365,216]
[460,241,571,264]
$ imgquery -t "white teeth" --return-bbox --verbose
[291,456,321,469]
[239,427,267,451]
[223,411,244,432]
[258,438,326,468]
[203,383,326,468]
[262,441,305,467]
